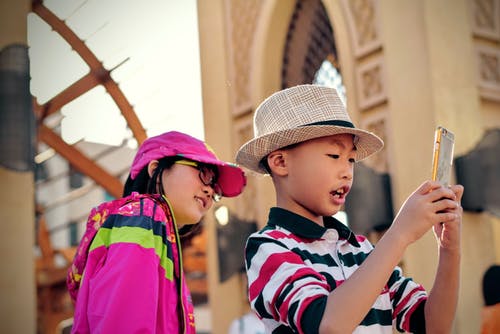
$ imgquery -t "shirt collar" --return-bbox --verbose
[267,207,360,247]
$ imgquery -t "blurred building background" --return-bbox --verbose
[1,0,499,333]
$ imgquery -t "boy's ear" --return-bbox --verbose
[147,160,159,177]
[267,150,288,176]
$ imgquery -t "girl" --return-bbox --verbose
[68,131,246,333]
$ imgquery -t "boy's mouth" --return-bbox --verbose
[331,186,350,198]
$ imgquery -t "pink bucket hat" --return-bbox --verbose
[130,131,246,197]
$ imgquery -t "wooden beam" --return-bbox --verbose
[32,1,147,145]
[38,124,123,198]
[40,72,100,118]
[103,80,147,144]
[31,1,101,68]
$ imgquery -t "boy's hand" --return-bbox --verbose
[391,181,461,247]
[433,184,463,252]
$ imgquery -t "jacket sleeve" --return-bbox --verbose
[83,214,162,333]
[245,233,330,334]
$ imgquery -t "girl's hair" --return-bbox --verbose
[123,156,202,239]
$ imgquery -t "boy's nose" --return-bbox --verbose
[341,164,353,180]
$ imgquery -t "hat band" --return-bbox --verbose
[302,120,355,128]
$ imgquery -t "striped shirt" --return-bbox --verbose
[245,207,427,334]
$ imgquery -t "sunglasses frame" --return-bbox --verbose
[174,159,222,202]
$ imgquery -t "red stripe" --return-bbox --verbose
[355,235,367,242]
[278,278,326,320]
[249,252,303,301]
[393,285,426,316]
[401,297,426,331]
[267,230,316,243]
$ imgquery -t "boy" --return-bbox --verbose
[236,85,463,333]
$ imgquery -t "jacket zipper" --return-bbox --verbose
[163,196,187,334]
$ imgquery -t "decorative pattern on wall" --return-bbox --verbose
[234,117,258,222]
[470,0,500,101]
[355,56,387,110]
[341,0,387,112]
[471,0,500,41]
[225,0,262,116]
[341,0,387,167]
[476,44,500,101]
[360,113,389,173]
[342,0,382,58]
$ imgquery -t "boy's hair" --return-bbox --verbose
[258,142,301,175]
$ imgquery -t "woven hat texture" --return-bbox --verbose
[236,84,384,173]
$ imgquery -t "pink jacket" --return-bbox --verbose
[70,193,196,333]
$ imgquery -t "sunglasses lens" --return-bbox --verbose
[199,166,214,185]
[176,160,222,201]
[197,165,222,201]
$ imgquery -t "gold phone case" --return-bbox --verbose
[431,126,455,186]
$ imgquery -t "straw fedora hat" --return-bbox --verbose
[236,84,384,174]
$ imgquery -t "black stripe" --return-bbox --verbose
[245,235,289,268]
[301,297,327,334]
[272,325,294,333]
[387,268,402,287]
[360,308,393,326]
[338,251,369,267]
[254,294,273,319]
[408,300,426,333]
[102,214,167,245]
[302,120,355,128]
[392,278,411,307]
[275,274,325,312]
[287,300,300,333]
[291,247,339,267]
[319,271,337,289]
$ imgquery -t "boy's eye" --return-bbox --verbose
[328,154,356,163]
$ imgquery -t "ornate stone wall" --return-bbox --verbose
[341,0,388,172]
[224,0,262,116]
[470,0,500,102]
[224,0,264,222]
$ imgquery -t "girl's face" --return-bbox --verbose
[278,133,356,225]
[150,161,217,227]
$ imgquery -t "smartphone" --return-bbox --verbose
[431,126,455,187]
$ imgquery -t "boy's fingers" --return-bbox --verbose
[450,184,464,202]
[418,180,442,194]
[436,211,458,224]
[433,198,458,213]
[428,187,456,204]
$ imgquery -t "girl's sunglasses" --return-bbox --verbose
[174,159,222,202]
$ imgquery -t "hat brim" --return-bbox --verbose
[236,125,384,174]
[178,153,246,197]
